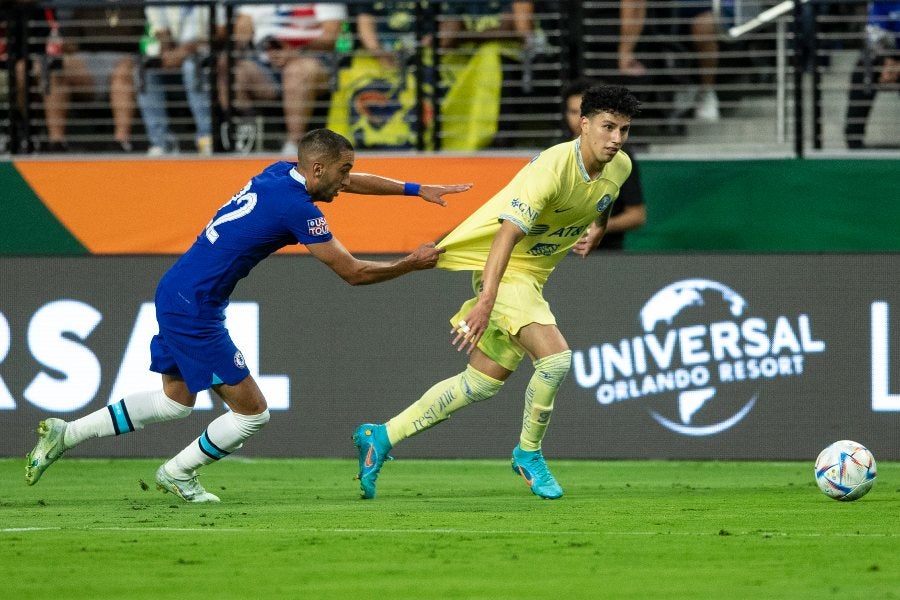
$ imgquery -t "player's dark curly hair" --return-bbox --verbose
[298,128,354,163]
[580,85,641,119]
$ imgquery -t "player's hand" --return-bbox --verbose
[572,223,604,257]
[572,231,601,257]
[572,231,591,257]
[451,301,490,354]
[417,183,473,207]
[407,242,446,270]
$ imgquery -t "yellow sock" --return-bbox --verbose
[386,365,503,446]
[519,350,572,451]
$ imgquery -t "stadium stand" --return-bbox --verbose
[0,0,897,156]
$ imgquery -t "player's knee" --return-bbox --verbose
[535,350,572,385]
[230,409,270,437]
[462,365,504,403]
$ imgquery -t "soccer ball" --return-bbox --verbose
[814,440,877,501]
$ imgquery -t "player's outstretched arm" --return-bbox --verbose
[344,172,472,207]
[306,237,445,286]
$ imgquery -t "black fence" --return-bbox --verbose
[1,0,895,156]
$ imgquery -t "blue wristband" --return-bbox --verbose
[404,182,421,196]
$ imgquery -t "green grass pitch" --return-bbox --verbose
[2,457,898,599]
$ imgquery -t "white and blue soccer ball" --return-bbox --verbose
[814,440,877,501]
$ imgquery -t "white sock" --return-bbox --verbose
[166,410,270,479]
[63,389,191,448]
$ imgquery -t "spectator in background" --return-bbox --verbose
[137,3,225,156]
[41,2,144,152]
[844,0,899,149]
[672,0,735,122]
[438,0,533,50]
[226,3,346,156]
[338,1,433,149]
[563,79,645,250]
[355,0,427,69]
[0,0,36,153]
[618,0,647,76]
[437,0,537,149]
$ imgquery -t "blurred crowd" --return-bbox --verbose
[0,0,895,154]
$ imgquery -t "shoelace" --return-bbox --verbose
[525,451,556,482]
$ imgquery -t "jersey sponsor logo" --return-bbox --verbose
[509,198,538,223]
[548,225,587,238]
[596,194,613,213]
[554,207,573,213]
[307,216,330,236]
[527,224,587,238]
[526,243,559,256]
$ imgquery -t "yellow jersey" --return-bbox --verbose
[437,139,632,282]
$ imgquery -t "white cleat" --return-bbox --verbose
[155,465,221,503]
[25,418,68,486]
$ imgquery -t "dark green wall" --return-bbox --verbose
[629,158,899,251]
[0,163,87,255]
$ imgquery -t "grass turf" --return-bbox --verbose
[2,457,898,599]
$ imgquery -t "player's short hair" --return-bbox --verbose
[298,129,354,164]
[580,85,641,119]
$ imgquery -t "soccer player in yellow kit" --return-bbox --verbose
[354,85,641,499]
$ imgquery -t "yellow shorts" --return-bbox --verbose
[450,270,556,371]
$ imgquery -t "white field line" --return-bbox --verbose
[1,526,898,538]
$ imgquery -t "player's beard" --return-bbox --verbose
[310,186,339,203]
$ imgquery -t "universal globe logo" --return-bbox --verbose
[572,279,826,436]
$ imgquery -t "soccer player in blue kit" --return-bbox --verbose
[25,128,471,502]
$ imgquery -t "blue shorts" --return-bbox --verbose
[149,308,250,394]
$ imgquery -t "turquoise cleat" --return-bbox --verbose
[353,423,392,499]
[511,445,564,499]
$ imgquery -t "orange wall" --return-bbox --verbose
[14,156,529,254]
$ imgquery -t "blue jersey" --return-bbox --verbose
[870,1,900,46]
[157,161,333,319]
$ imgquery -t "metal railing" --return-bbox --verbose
[0,0,896,156]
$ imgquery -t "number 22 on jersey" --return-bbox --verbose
[205,181,258,243]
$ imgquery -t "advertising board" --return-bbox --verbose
[1,255,897,460]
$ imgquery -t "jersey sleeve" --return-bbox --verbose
[285,202,334,245]
[498,156,561,234]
